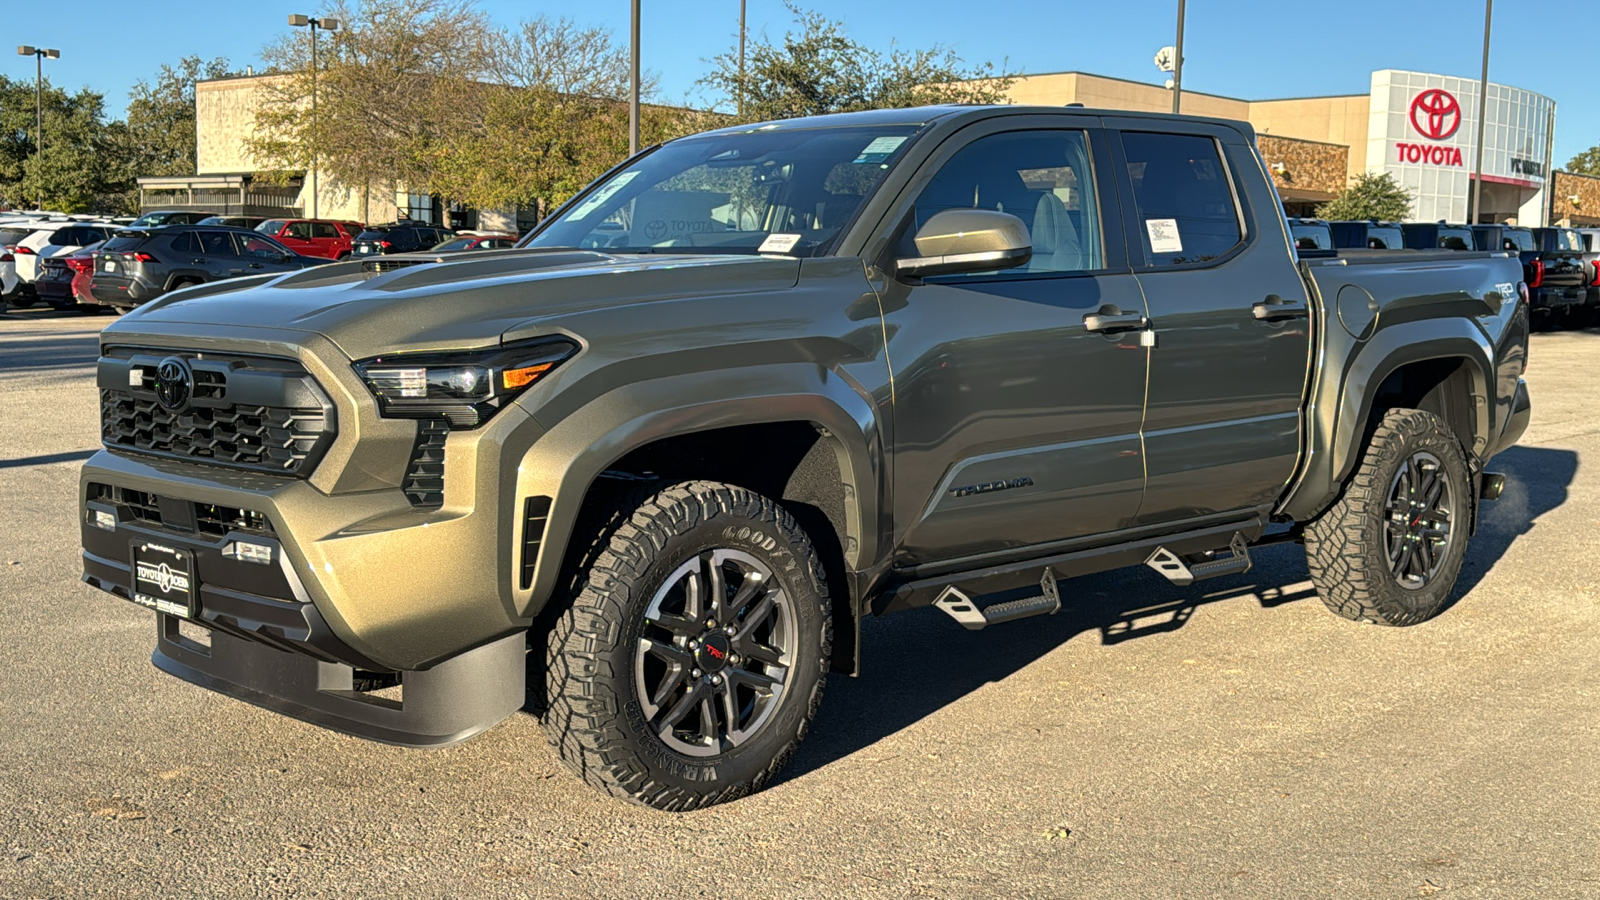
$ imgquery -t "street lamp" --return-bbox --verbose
[288,15,340,219]
[16,45,61,210]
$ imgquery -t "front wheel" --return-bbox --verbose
[543,480,831,810]
[1304,408,1472,626]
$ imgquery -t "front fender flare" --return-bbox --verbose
[511,365,882,618]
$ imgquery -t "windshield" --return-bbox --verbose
[1290,223,1331,250]
[523,125,921,257]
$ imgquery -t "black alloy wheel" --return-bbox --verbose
[634,548,797,758]
[1382,450,1458,590]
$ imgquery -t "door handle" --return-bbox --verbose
[191,258,207,264]
[1083,306,1148,333]
[248,263,264,269]
[1252,295,1309,321]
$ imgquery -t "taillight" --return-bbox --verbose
[1591,259,1599,286]
[379,240,392,248]
[1528,259,1545,289]
[127,252,159,263]
[0,252,11,264]
[65,258,91,274]
[14,245,34,255]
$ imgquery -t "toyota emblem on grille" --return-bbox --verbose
[154,357,193,411]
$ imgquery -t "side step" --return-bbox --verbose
[1144,532,1252,586]
[933,568,1062,631]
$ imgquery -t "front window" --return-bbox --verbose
[523,124,921,257]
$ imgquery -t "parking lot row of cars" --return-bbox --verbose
[1290,217,1600,327]
[0,209,517,315]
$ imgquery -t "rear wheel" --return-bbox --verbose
[543,480,831,810]
[1304,408,1472,626]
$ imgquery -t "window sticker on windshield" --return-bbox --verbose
[853,136,907,165]
[1145,218,1183,254]
[564,171,640,222]
[758,233,802,254]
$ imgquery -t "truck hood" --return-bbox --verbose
[106,250,804,359]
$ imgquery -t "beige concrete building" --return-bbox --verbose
[997,70,1561,225]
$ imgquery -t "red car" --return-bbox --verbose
[254,218,364,260]
[430,232,518,252]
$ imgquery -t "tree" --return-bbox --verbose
[248,0,493,219]
[123,56,234,178]
[427,16,716,213]
[701,2,1015,124]
[0,76,126,212]
[1567,146,1600,177]
[1316,172,1413,222]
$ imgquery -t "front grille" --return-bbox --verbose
[402,418,449,508]
[98,349,336,477]
[196,502,275,537]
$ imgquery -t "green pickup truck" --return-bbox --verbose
[80,105,1530,810]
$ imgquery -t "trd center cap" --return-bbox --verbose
[695,633,732,672]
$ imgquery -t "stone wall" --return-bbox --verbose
[1257,135,1348,199]
[1551,171,1600,227]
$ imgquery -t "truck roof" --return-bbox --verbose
[691,104,1258,141]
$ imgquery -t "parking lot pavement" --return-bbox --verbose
[2,307,1597,899]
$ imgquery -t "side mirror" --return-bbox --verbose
[897,209,1032,277]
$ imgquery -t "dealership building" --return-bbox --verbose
[1000,69,1599,227]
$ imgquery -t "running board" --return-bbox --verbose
[933,568,1062,631]
[1144,532,1252,586]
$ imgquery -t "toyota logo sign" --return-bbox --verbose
[1409,89,1461,141]
[154,356,193,411]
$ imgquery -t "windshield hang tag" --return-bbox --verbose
[758,233,802,254]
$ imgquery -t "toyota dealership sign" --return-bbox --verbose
[1368,70,1555,223]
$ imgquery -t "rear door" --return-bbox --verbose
[876,117,1152,563]
[309,221,342,257]
[1104,120,1313,526]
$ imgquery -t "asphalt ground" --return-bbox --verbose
[1,307,1596,899]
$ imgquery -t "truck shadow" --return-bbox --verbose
[781,443,1577,785]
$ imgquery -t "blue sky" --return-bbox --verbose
[6,0,1595,166]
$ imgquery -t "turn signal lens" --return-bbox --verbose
[502,362,553,390]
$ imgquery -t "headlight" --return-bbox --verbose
[353,338,579,428]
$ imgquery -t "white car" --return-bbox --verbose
[20,222,117,286]
[0,221,49,300]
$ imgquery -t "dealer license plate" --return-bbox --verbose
[131,541,196,618]
[103,260,117,272]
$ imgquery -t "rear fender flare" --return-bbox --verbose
[1279,318,1493,522]
[511,366,881,618]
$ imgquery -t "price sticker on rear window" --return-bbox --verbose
[1145,218,1183,254]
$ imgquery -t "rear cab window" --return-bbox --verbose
[1120,131,1243,266]
[1503,229,1535,252]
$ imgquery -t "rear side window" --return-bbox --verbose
[170,232,201,254]
[0,227,33,245]
[1121,132,1242,266]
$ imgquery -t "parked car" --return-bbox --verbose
[34,240,106,311]
[1575,228,1600,314]
[20,222,117,285]
[1328,220,1405,250]
[1286,217,1332,251]
[351,222,455,256]
[89,226,327,310]
[0,222,58,301]
[128,211,211,229]
[197,215,268,229]
[255,218,363,260]
[429,233,517,252]
[1402,222,1475,251]
[81,105,1530,810]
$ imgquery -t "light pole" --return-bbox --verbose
[16,45,60,210]
[288,15,340,219]
[1171,0,1186,114]
[1469,0,1492,224]
[629,0,641,157]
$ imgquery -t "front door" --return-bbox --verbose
[877,123,1150,565]
[1104,122,1313,525]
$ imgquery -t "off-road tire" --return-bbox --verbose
[1304,408,1472,626]
[543,480,831,810]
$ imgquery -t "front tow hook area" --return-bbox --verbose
[1480,472,1506,501]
